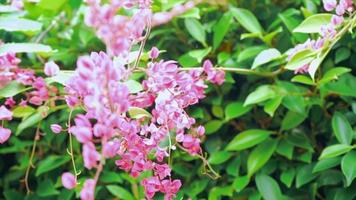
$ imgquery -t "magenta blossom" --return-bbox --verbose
[0,127,11,144]
[0,106,12,120]
[50,124,62,134]
[323,0,337,11]
[44,61,60,77]
[80,179,95,200]
[61,172,77,189]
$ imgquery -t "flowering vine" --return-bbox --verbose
[1,0,355,199]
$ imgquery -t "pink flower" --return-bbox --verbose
[331,15,344,26]
[323,0,337,11]
[44,61,60,77]
[51,124,62,134]
[336,4,346,15]
[149,47,160,59]
[4,97,16,108]
[154,164,171,179]
[70,126,93,143]
[203,60,225,85]
[61,172,77,189]
[294,64,310,74]
[80,179,95,200]
[83,142,100,169]
[102,139,120,158]
[0,127,11,144]
[0,106,12,120]
[160,179,182,200]
[142,176,161,199]
[182,134,201,155]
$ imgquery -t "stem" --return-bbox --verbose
[133,19,152,69]
[24,122,41,194]
[135,66,284,77]
[176,143,220,179]
[67,109,80,177]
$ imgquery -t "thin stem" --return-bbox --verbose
[24,122,41,194]
[133,19,152,69]
[67,109,80,177]
[176,143,220,179]
[135,66,284,77]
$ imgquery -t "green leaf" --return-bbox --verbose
[296,164,318,188]
[280,168,296,188]
[332,112,353,145]
[208,186,233,200]
[16,112,43,136]
[123,80,143,94]
[36,180,60,197]
[293,13,333,33]
[213,12,233,50]
[230,7,264,33]
[252,48,281,69]
[281,111,307,130]
[35,156,70,176]
[291,75,315,85]
[208,151,232,165]
[0,43,53,55]
[237,46,267,63]
[106,185,135,200]
[128,107,151,119]
[285,49,315,70]
[341,151,356,186]
[0,81,28,98]
[313,157,341,173]
[319,144,353,160]
[46,70,74,86]
[16,106,59,135]
[226,129,273,151]
[179,48,212,67]
[244,85,276,106]
[264,96,283,117]
[335,48,351,63]
[233,175,250,192]
[0,17,42,32]
[178,7,200,19]
[205,120,223,135]
[38,0,68,11]
[286,132,313,151]
[256,174,283,200]
[276,139,294,160]
[247,139,278,177]
[225,102,252,120]
[319,67,351,85]
[100,171,123,184]
[12,106,36,118]
[187,179,209,197]
[184,18,206,46]
[0,5,18,13]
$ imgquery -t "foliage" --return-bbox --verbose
[1,0,356,200]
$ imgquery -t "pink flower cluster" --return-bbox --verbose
[63,48,224,199]
[152,1,200,27]
[85,0,152,57]
[0,106,12,144]
[287,0,354,74]
[0,50,61,144]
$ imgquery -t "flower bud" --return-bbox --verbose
[0,127,11,144]
[61,172,77,189]
[149,47,160,59]
[50,124,62,134]
[44,61,60,77]
[0,106,12,121]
